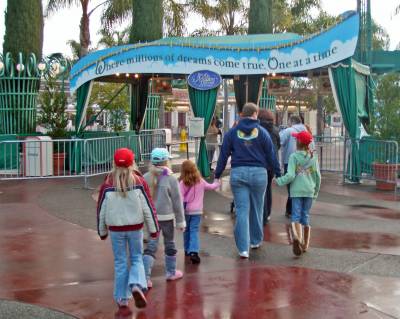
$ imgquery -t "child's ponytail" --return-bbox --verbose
[110,165,136,197]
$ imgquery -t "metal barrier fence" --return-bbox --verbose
[314,136,346,173]
[0,130,166,187]
[346,137,398,194]
[1,132,397,193]
[314,135,398,195]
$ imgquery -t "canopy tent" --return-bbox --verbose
[69,12,369,177]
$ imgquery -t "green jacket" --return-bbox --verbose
[276,151,321,199]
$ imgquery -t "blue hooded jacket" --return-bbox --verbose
[215,118,281,179]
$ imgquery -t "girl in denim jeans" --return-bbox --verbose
[97,148,159,314]
[179,160,220,264]
[275,131,321,256]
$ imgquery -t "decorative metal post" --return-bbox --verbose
[0,52,69,135]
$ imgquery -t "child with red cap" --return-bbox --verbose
[275,131,321,257]
[97,148,159,314]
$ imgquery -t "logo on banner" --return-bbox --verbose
[188,70,222,90]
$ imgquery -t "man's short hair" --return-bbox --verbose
[290,115,302,125]
[242,103,259,117]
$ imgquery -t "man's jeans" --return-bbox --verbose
[184,214,202,253]
[110,230,147,303]
[230,166,267,253]
[291,197,313,226]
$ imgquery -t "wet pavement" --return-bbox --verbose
[0,174,399,318]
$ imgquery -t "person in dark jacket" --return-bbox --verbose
[258,109,281,225]
[215,103,281,259]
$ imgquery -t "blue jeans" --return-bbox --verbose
[230,166,267,252]
[291,197,313,225]
[184,214,202,253]
[110,230,147,303]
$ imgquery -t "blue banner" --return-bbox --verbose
[70,13,359,92]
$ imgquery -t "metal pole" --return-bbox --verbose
[245,76,249,103]
[194,137,199,163]
[342,131,347,185]
[223,79,229,134]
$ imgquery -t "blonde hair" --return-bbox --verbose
[148,160,170,198]
[108,163,137,197]
[179,160,201,187]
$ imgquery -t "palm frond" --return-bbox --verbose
[395,4,400,15]
[66,39,81,59]
[45,0,81,16]
[101,0,132,29]
[163,0,188,37]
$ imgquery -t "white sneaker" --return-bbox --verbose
[239,251,249,259]
[250,243,261,249]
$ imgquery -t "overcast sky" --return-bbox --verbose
[0,0,399,57]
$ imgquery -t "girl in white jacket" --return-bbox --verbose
[97,148,159,314]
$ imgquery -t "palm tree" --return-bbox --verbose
[97,27,130,48]
[66,39,82,61]
[3,0,44,58]
[101,0,187,38]
[188,0,248,36]
[46,0,112,57]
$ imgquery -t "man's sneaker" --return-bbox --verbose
[147,279,153,290]
[131,285,147,308]
[239,251,249,259]
[189,252,201,264]
[250,243,261,249]
[166,269,183,281]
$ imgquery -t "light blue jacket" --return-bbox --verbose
[279,124,307,165]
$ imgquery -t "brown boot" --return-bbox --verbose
[291,222,303,256]
[302,225,311,252]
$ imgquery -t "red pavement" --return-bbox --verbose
[0,178,400,318]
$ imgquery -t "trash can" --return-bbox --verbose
[23,136,53,176]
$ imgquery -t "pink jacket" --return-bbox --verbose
[179,179,220,214]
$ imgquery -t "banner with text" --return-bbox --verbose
[70,13,359,92]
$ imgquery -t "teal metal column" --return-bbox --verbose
[0,53,40,134]
[0,52,69,135]
[259,79,276,111]
[356,0,372,65]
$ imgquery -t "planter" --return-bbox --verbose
[53,152,66,176]
[372,162,398,191]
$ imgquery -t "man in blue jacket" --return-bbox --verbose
[215,103,281,259]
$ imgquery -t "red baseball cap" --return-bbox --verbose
[114,148,135,167]
[291,131,313,146]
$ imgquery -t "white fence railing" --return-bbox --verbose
[0,130,166,187]
[1,132,398,194]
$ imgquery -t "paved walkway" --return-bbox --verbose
[0,172,399,318]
